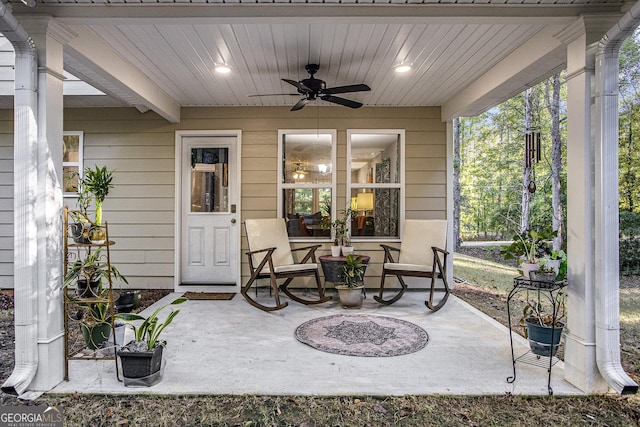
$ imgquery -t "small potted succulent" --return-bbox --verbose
[335,254,365,308]
[116,297,187,386]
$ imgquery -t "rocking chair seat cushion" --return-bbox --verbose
[383,262,432,272]
[260,263,319,275]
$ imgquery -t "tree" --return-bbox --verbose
[545,73,565,251]
[453,117,461,250]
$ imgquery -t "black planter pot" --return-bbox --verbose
[525,318,564,357]
[77,278,101,298]
[117,341,165,386]
[115,292,135,313]
[70,222,92,244]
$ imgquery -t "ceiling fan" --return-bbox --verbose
[249,64,371,111]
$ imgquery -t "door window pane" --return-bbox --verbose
[190,147,228,213]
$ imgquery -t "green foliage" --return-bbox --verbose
[321,208,352,246]
[82,165,114,204]
[500,229,552,264]
[63,248,128,288]
[458,77,567,241]
[116,297,187,350]
[341,254,364,288]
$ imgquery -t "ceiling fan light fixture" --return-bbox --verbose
[214,64,232,74]
[394,63,412,73]
[292,164,305,180]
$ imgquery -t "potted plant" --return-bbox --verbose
[79,300,113,350]
[64,249,128,298]
[116,297,187,386]
[531,250,567,285]
[335,254,365,308]
[501,229,548,279]
[68,172,93,244]
[321,208,352,256]
[82,165,114,227]
[521,290,566,357]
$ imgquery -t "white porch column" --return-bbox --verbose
[560,18,612,393]
[20,17,75,392]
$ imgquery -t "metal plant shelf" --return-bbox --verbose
[506,276,567,395]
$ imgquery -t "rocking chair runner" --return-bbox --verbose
[374,219,451,311]
[241,218,331,311]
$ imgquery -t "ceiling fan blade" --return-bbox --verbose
[322,84,371,95]
[247,93,299,97]
[291,98,309,111]
[321,95,363,109]
[282,79,311,93]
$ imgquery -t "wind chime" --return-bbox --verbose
[525,130,541,193]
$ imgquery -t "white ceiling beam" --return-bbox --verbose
[15,4,623,24]
[64,25,180,123]
[441,24,569,121]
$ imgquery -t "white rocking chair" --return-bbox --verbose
[242,218,331,311]
[374,219,451,311]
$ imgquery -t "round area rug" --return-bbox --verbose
[294,314,429,357]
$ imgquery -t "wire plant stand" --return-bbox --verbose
[506,276,567,395]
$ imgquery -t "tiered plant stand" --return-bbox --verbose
[506,276,567,395]
[63,207,120,381]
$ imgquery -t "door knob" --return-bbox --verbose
[231,218,236,224]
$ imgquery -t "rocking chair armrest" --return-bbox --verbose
[245,247,277,257]
[292,244,322,263]
[432,246,449,256]
[380,244,400,264]
[291,244,322,253]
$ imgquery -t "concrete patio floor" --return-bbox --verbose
[52,290,582,396]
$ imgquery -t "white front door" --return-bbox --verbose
[178,134,239,288]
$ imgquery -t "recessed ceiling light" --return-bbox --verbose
[215,64,232,74]
[394,63,412,73]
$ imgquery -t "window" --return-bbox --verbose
[347,130,404,240]
[278,130,336,239]
[63,131,84,196]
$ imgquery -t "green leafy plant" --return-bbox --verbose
[501,229,550,264]
[68,171,92,223]
[341,254,364,288]
[81,165,114,226]
[321,208,352,246]
[116,297,187,350]
[63,248,128,289]
[520,289,566,329]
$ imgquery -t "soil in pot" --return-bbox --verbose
[525,318,564,357]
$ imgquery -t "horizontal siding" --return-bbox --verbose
[1,106,447,290]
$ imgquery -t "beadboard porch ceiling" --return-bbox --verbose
[1,0,628,121]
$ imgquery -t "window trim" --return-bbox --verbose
[346,129,405,243]
[277,129,337,242]
[62,131,84,198]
